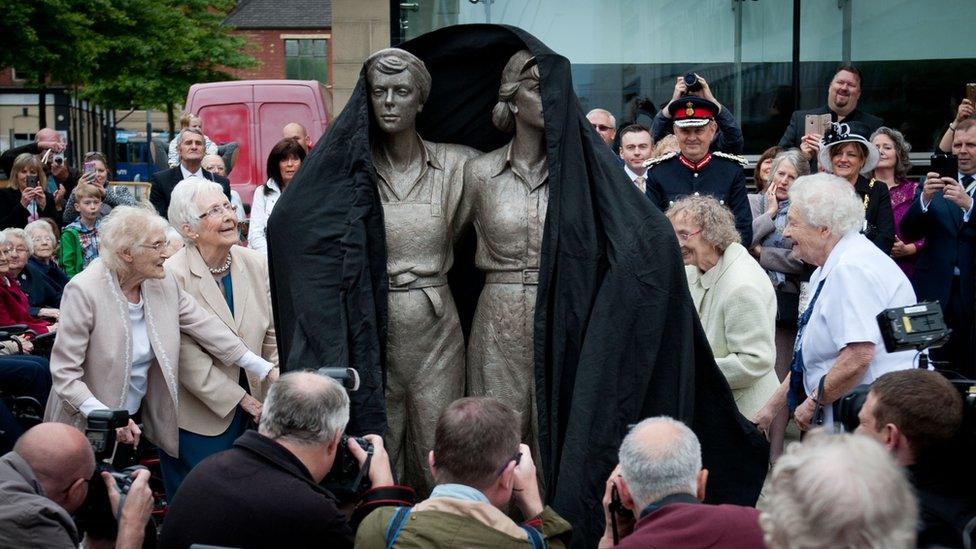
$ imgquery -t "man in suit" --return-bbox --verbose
[779,65,883,152]
[900,118,976,378]
[150,128,230,218]
[618,124,653,192]
[598,417,764,548]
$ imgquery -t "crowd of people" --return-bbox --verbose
[0,59,974,548]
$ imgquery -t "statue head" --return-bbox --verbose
[491,50,543,133]
[365,48,432,135]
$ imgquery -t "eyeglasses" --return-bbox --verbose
[592,124,614,132]
[198,203,237,220]
[31,236,54,243]
[3,246,28,254]
[675,229,703,242]
[495,451,523,477]
[138,240,170,252]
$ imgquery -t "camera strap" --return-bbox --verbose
[352,446,374,493]
[812,375,828,426]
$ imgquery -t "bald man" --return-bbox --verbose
[282,122,312,152]
[0,423,153,548]
[1,127,64,177]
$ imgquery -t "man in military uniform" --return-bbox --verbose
[644,96,752,244]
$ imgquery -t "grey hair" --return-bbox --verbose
[761,431,917,549]
[99,206,169,272]
[167,178,224,243]
[788,173,864,236]
[870,126,913,178]
[177,127,205,147]
[24,220,56,243]
[491,50,538,133]
[259,371,350,445]
[586,108,616,128]
[365,48,432,104]
[618,416,701,510]
[2,228,33,256]
[665,195,741,251]
[768,149,810,182]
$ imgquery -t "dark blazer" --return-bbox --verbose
[159,430,355,549]
[16,260,62,316]
[778,105,884,149]
[0,188,59,230]
[900,187,976,313]
[617,494,765,549]
[856,175,896,254]
[149,165,230,218]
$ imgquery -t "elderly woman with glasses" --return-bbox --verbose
[666,195,778,419]
[0,153,59,230]
[61,151,137,225]
[160,178,278,496]
[24,219,68,292]
[1,228,61,320]
[752,174,915,434]
[45,206,278,499]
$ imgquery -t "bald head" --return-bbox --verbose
[282,123,311,152]
[35,128,59,144]
[259,371,350,445]
[15,423,95,510]
[618,417,702,509]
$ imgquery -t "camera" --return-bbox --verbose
[77,410,144,540]
[683,73,703,93]
[318,367,373,501]
[53,153,65,166]
[86,409,129,461]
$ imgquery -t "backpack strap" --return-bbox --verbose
[384,506,412,549]
[520,525,545,549]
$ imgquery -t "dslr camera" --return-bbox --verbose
[318,367,374,500]
[683,73,703,93]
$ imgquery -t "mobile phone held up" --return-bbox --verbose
[83,161,97,179]
[25,174,39,188]
[967,83,976,105]
[930,153,958,179]
[804,113,832,136]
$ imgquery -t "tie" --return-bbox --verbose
[634,176,646,193]
[788,278,827,411]
[963,174,975,195]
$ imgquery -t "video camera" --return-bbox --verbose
[317,367,374,500]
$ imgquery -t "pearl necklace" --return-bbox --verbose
[209,253,232,275]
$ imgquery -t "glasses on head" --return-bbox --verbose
[138,240,170,252]
[198,203,237,220]
[675,229,703,242]
[495,451,523,477]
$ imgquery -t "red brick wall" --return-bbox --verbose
[227,28,332,81]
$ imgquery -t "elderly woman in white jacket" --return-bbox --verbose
[667,195,779,419]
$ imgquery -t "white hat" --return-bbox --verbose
[818,122,879,175]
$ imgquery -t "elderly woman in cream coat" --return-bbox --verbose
[162,178,278,497]
[667,196,779,418]
[44,206,277,498]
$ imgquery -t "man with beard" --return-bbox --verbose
[779,65,883,153]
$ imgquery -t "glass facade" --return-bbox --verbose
[393,0,976,160]
[285,39,330,85]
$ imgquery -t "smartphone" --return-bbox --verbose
[804,113,831,136]
[930,153,958,178]
[25,174,39,188]
[967,83,976,105]
[83,161,97,177]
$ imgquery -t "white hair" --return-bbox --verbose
[24,220,56,243]
[618,416,701,510]
[586,108,617,128]
[167,178,225,243]
[99,206,169,272]
[787,173,864,235]
[761,432,917,549]
[2,228,33,256]
[259,372,350,446]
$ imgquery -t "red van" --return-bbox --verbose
[184,80,330,205]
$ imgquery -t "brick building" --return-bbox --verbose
[224,0,332,87]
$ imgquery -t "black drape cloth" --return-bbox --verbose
[268,24,768,546]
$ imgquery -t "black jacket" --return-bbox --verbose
[0,188,59,230]
[267,25,768,548]
[778,105,884,149]
[16,261,62,316]
[909,456,976,548]
[159,431,353,549]
[149,165,230,218]
[855,175,896,254]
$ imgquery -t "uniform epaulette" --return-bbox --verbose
[712,151,748,166]
[642,151,677,169]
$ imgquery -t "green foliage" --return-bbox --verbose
[0,0,258,109]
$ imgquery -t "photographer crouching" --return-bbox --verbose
[854,369,976,547]
[0,422,153,548]
[158,371,414,549]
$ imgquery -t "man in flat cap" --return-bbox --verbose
[644,97,752,244]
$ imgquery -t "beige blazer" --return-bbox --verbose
[44,259,250,457]
[166,245,277,436]
[686,243,779,419]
